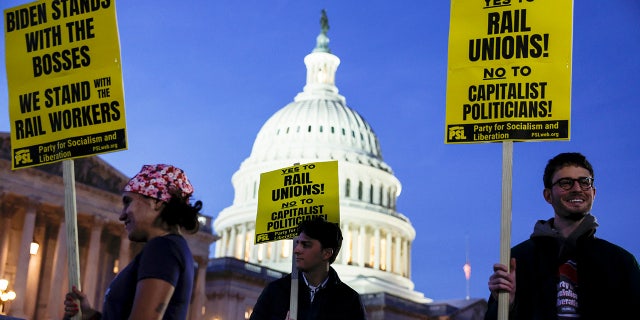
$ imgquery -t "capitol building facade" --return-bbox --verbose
[0,12,485,320]
[206,13,485,320]
[212,13,427,305]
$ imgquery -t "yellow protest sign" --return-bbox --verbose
[5,0,127,169]
[445,0,572,144]
[255,161,340,244]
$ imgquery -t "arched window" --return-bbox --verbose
[345,179,351,197]
[253,181,257,199]
[369,184,374,204]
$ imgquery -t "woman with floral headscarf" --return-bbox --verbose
[63,164,202,320]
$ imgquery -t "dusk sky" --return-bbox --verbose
[2,0,639,301]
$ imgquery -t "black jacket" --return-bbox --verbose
[485,215,640,320]
[250,267,367,320]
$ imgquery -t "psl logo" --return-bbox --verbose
[15,149,33,165]
[448,126,467,141]
[256,233,270,243]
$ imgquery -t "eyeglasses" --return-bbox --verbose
[551,177,594,191]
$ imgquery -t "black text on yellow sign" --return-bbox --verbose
[255,161,340,244]
[5,0,127,169]
[444,0,572,144]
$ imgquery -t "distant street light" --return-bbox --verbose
[0,278,17,315]
[30,238,40,255]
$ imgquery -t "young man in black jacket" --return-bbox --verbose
[250,217,366,320]
[486,152,640,319]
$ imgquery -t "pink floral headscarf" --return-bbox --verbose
[123,164,194,202]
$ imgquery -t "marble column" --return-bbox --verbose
[385,232,392,272]
[25,224,44,319]
[118,232,131,269]
[227,226,237,258]
[215,228,228,258]
[249,229,258,263]
[402,239,409,277]
[273,239,281,263]
[239,223,247,261]
[9,203,37,318]
[357,225,365,267]
[189,256,208,320]
[82,217,104,306]
[256,242,264,263]
[339,222,348,264]
[394,235,401,274]
[0,214,13,278]
[352,226,359,266]
[373,228,380,269]
[47,220,67,320]
[405,240,412,278]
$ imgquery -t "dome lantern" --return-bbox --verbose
[296,10,342,102]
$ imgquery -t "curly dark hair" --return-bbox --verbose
[159,190,203,234]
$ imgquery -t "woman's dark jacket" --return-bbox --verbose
[250,267,367,320]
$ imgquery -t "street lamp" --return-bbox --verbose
[30,238,40,255]
[0,278,17,315]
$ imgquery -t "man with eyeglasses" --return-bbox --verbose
[485,152,640,320]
